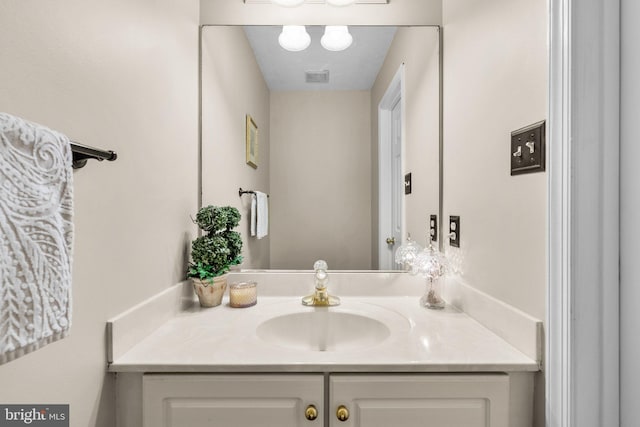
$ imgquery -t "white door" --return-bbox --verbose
[143,374,324,427]
[329,374,509,427]
[378,65,404,270]
[389,99,403,264]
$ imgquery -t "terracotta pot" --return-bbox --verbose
[192,275,227,307]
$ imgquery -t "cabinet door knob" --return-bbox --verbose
[305,404,318,421]
[336,405,349,421]
[386,237,396,245]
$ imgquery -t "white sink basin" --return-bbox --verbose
[256,310,391,352]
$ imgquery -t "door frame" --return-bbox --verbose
[378,64,405,270]
[547,0,620,425]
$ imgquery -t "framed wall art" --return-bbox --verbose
[246,115,258,169]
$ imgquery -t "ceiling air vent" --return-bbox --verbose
[305,70,330,84]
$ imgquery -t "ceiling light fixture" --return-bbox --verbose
[271,0,305,6]
[278,25,311,52]
[321,26,353,51]
[326,0,356,6]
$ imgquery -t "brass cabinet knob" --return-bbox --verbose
[305,404,318,421]
[336,405,349,422]
[386,237,396,245]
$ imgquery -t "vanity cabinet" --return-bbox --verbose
[328,374,509,427]
[143,374,324,427]
[141,373,509,427]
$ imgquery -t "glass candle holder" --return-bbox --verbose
[420,277,445,309]
[394,235,422,271]
[229,281,257,308]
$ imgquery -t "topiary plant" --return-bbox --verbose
[188,205,243,282]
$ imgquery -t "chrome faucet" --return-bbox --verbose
[302,260,340,307]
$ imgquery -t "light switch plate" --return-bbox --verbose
[404,173,412,195]
[510,121,546,175]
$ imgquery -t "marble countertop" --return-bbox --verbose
[108,294,539,373]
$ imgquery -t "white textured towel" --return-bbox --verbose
[250,191,268,239]
[0,113,74,365]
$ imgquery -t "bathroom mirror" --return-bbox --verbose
[201,25,440,270]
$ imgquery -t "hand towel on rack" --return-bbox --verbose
[250,194,257,237]
[250,191,269,239]
[0,113,74,365]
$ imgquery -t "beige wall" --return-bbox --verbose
[442,0,547,322]
[442,1,547,425]
[270,91,372,269]
[371,27,440,265]
[0,0,199,425]
[199,0,442,26]
[201,26,271,269]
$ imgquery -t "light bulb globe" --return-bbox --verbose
[278,25,311,52]
[321,26,353,51]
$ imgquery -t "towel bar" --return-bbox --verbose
[238,187,269,198]
[70,142,117,169]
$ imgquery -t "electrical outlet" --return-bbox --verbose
[511,121,545,175]
[449,216,460,247]
[429,215,438,242]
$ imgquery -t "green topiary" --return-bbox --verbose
[188,205,243,281]
[194,205,226,233]
[224,207,241,230]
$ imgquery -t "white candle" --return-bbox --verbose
[229,281,257,308]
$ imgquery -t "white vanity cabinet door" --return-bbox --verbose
[329,374,509,427]
[143,374,324,427]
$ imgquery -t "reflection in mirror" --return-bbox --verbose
[201,25,439,271]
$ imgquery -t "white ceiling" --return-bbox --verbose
[243,25,397,91]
